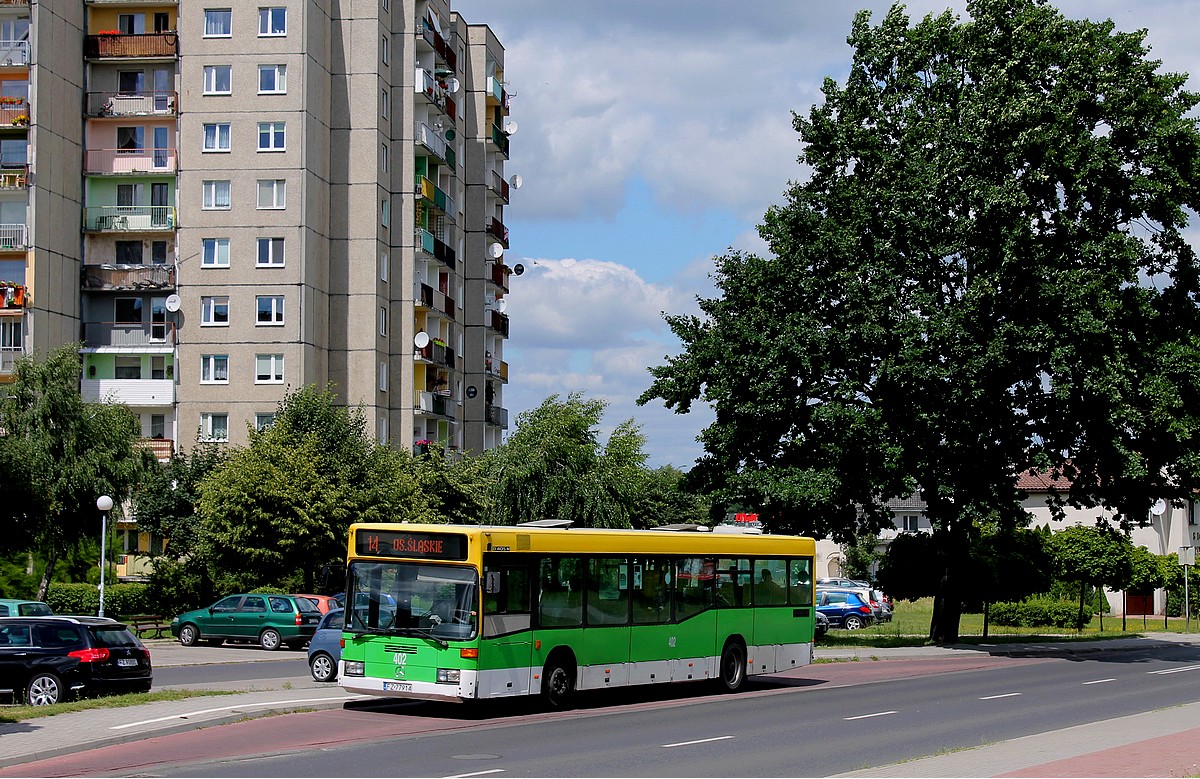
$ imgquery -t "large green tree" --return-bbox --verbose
[640,0,1200,642]
[483,392,649,528]
[0,344,150,599]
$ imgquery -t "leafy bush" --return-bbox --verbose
[144,556,213,618]
[45,582,149,618]
[989,598,1093,629]
[249,585,288,595]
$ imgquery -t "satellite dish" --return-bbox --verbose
[164,294,181,312]
[496,298,507,313]
[504,121,518,135]
[446,78,460,94]
[413,332,430,349]
[1151,498,1167,516]
[444,128,455,141]
[509,174,523,189]
[512,263,524,276]
[488,242,504,259]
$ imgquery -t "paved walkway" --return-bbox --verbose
[1,634,1198,775]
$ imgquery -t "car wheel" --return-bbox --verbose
[178,623,199,646]
[718,641,747,692]
[25,672,64,706]
[259,628,282,651]
[310,652,337,683]
[843,614,865,630]
[541,655,576,709]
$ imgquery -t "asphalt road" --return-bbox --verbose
[97,642,1200,777]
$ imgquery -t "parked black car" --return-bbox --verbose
[0,616,153,706]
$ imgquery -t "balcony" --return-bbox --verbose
[486,217,509,247]
[485,404,508,429]
[0,40,28,67]
[115,553,155,580]
[0,100,27,127]
[81,321,175,348]
[486,76,506,108]
[86,91,178,117]
[85,147,177,175]
[85,206,176,232]
[490,124,510,157]
[415,121,448,163]
[416,340,454,369]
[0,223,26,250]
[415,69,456,120]
[137,437,174,463]
[80,377,174,405]
[82,264,175,291]
[488,262,510,292]
[417,22,457,73]
[0,164,25,189]
[0,282,26,310]
[489,169,509,203]
[488,310,509,337]
[84,32,178,60]
[416,229,457,271]
[485,357,508,383]
[0,346,21,375]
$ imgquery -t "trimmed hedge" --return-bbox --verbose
[45,582,151,619]
[990,598,1093,630]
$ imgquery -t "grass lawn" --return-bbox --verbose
[820,597,1197,647]
[0,688,235,724]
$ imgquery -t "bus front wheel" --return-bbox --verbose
[541,656,576,709]
[719,641,746,692]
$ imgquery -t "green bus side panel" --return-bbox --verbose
[753,608,812,645]
[481,635,532,672]
[575,626,631,667]
[628,622,681,663]
[716,609,756,647]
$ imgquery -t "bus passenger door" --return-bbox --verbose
[480,561,533,698]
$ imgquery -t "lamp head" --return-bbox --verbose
[96,495,113,512]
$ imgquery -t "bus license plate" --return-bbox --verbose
[117,659,138,667]
[383,682,412,692]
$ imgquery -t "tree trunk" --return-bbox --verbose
[35,548,58,602]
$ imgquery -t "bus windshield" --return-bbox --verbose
[346,561,478,642]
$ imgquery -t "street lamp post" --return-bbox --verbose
[96,495,113,618]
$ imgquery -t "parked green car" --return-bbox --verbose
[170,594,321,651]
[0,599,53,617]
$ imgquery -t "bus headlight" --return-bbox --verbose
[436,668,460,684]
[344,661,365,676]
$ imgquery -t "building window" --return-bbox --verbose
[202,180,231,209]
[203,9,232,37]
[116,126,144,153]
[202,123,231,152]
[380,142,388,172]
[256,294,284,324]
[378,361,388,392]
[203,65,232,95]
[201,295,229,325]
[379,251,388,282]
[118,13,146,34]
[380,197,389,227]
[200,354,229,383]
[114,355,141,380]
[255,353,284,383]
[200,413,229,442]
[379,306,388,336]
[901,515,921,533]
[380,88,389,119]
[202,237,230,267]
[255,412,275,430]
[381,35,389,65]
[258,7,286,35]
[151,241,168,264]
[257,122,285,151]
[150,413,166,438]
[257,237,284,266]
[115,297,142,323]
[258,64,286,94]
[115,240,143,264]
[257,179,285,209]
[151,356,167,380]
[378,416,388,443]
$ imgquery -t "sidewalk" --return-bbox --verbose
[1,634,1198,774]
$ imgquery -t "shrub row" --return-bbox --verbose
[990,598,1093,629]
[45,582,151,618]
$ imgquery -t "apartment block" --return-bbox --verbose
[0,0,514,464]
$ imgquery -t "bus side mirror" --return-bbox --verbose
[485,571,501,594]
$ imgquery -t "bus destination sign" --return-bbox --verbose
[356,530,468,560]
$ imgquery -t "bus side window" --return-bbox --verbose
[674,557,714,619]
[632,557,670,625]
[539,557,583,627]
[587,557,630,626]
[788,558,813,606]
[754,559,787,606]
[717,558,751,608]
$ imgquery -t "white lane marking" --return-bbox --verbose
[110,695,366,730]
[662,736,735,748]
[1150,664,1200,675]
[1083,678,1116,685]
[980,692,1022,700]
[444,771,505,778]
[844,711,898,720]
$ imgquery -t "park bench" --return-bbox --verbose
[125,615,172,640]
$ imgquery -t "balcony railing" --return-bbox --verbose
[85,206,176,232]
[84,32,178,59]
[81,320,176,347]
[485,357,508,383]
[0,164,26,189]
[0,223,26,249]
[415,69,455,119]
[488,262,510,291]
[489,169,510,202]
[0,40,28,66]
[485,404,508,429]
[0,347,21,375]
[486,76,505,107]
[80,378,174,405]
[488,310,509,337]
[137,437,174,463]
[82,264,175,291]
[487,217,509,247]
[0,1,29,7]
[417,22,457,72]
[0,101,27,126]
[86,91,178,117]
[415,121,448,162]
[0,283,26,309]
[85,147,177,175]
[490,124,510,157]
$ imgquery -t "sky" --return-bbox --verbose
[450,0,1200,470]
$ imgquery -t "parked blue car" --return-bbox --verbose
[817,590,875,630]
[308,608,343,682]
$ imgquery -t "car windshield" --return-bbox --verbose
[19,603,52,616]
[346,561,478,641]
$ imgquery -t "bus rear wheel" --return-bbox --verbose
[719,641,746,692]
[541,656,576,709]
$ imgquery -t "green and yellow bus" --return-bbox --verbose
[338,521,817,706]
